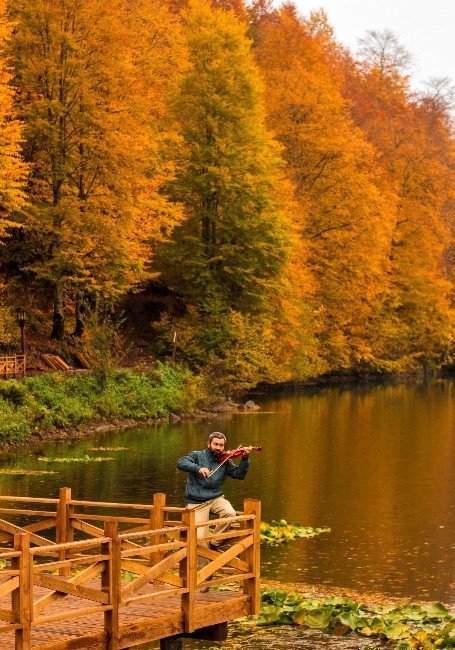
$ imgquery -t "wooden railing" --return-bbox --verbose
[0,489,261,649]
[0,356,26,378]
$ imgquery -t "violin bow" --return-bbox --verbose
[207,444,243,478]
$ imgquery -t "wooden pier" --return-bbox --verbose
[0,489,261,649]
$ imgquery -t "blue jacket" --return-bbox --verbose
[177,448,250,504]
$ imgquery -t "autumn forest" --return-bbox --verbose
[1,0,455,389]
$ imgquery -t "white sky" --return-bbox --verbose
[293,0,455,90]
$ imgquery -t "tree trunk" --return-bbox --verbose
[50,282,65,340]
[73,294,85,338]
[202,214,210,256]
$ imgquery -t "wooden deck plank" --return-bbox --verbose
[0,586,250,648]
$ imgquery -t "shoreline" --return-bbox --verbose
[1,366,454,457]
[0,404,259,456]
[0,416,164,456]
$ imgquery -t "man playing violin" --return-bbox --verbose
[176,432,252,550]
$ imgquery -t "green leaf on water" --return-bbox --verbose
[339,610,369,631]
[121,570,138,583]
[258,589,455,646]
[89,447,128,451]
[256,605,283,626]
[38,455,115,463]
[296,605,335,629]
[384,622,411,640]
[260,520,330,545]
[260,589,288,606]
[420,603,451,619]
[324,595,357,607]
[0,468,55,475]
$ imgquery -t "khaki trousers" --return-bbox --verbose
[186,496,236,551]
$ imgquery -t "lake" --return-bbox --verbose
[1,380,454,645]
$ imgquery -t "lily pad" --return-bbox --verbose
[0,469,55,475]
[258,588,455,646]
[260,520,330,544]
[38,455,114,463]
[89,447,128,451]
[294,605,335,628]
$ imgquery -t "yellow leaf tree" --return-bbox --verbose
[345,31,455,370]
[0,0,27,236]
[0,0,28,347]
[255,5,394,372]
[7,0,184,338]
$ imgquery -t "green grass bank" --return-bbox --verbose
[0,363,208,444]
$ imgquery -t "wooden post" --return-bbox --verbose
[57,487,72,577]
[180,509,196,633]
[12,533,32,650]
[242,499,261,614]
[150,492,166,566]
[103,521,120,650]
[67,490,75,542]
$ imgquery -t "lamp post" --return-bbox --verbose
[171,330,177,363]
[16,309,27,355]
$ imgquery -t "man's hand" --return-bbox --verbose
[199,467,211,478]
[243,446,253,455]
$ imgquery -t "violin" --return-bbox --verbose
[208,444,262,477]
[217,446,262,462]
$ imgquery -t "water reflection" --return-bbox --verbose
[1,381,454,604]
[146,624,375,649]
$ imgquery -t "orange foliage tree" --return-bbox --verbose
[0,0,28,346]
[255,5,394,373]
[7,0,184,338]
[344,31,455,370]
[0,0,27,236]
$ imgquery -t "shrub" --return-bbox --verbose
[154,306,277,394]
[148,362,208,415]
[77,311,132,370]
[0,380,30,407]
[0,363,207,443]
[0,397,30,441]
[24,374,95,428]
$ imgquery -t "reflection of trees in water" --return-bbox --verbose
[214,623,368,649]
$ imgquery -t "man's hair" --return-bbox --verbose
[207,432,226,442]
